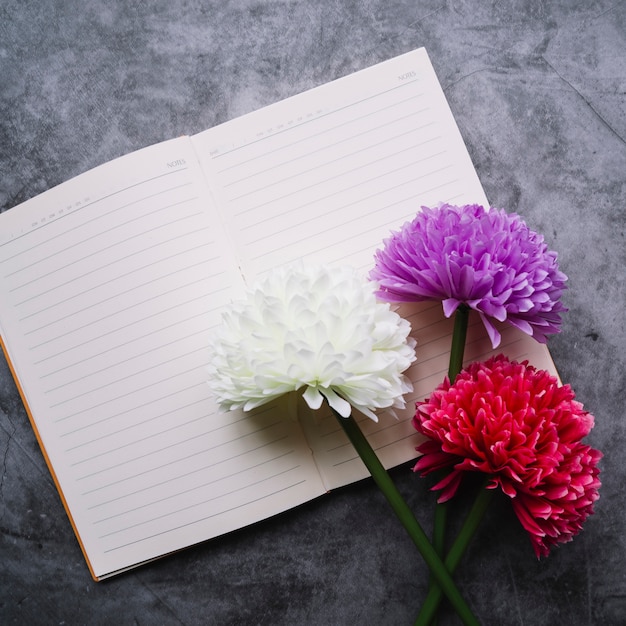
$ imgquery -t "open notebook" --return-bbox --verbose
[0,48,557,580]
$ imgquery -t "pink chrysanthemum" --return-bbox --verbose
[370,203,568,347]
[413,355,602,557]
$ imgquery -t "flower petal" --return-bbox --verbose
[411,355,601,557]
[207,262,416,421]
[370,203,567,344]
[302,385,324,410]
[321,387,352,417]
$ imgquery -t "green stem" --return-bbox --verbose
[448,304,469,383]
[333,409,480,626]
[415,486,494,626]
[432,499,448,557]
[429,304,470,624]
[429,497,448,626]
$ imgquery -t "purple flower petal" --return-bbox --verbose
[370,204,567,347]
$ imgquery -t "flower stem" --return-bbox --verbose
[448,304,469,383]
[333,409,480,626]
[429,494,448,626]
[429,304,470,624]
[414,486,494,626]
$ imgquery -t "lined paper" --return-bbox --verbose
[0,48,558,579]
[193,48,487,278]
[0,138,325,578]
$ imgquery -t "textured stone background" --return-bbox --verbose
[1,1,625,624]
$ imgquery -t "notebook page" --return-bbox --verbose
[191,48,558,489]
[0,138,326,579]
[192,48,488,278]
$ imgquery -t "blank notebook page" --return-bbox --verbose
[0,138,326,579]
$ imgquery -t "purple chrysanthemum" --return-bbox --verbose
[369,203,568,347]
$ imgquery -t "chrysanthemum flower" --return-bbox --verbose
[369,203,568,347]
[412,355,601,557]
[207,263,416,421]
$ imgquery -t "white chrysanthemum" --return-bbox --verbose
[207,263,417,421]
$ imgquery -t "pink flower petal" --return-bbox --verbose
[411,355,602,557]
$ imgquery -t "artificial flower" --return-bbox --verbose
[412,354,601,557]
[206,262,416,421]
[369,203,568,347]
[207,262,479,624]
[207,262,480,625]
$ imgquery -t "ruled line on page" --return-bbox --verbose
[36,307,213,373]
[29,282,223,351]
[81,432,290,496]
[54,364,205,419]
[237,143,445,234]
[224,110,433,199]
[328,428,418,469]
[0,168,191,263]
[244,160,451,247]
[215,92,425,174]
[246,172,458,267]
[8,208,203,292]
[223,112,440,219]
[211,82,435,186]
[281,178,466,271]
[323,417,403,454]
[237,139,440,230]
[98,464,303,539]
[92,450,297,524]
[219,99,430,186]
[22,263,214,341]
[70,409,253,464]
[70,410,208,459]
[16,239,212,311]
[74,417,284,482]
[240,167,458,266]
[57,384,210,438]
[85,437,290,505]
[101,479,308,554]
[211,78,423,167]
[3,182,195,279]
[65,398,210,453]
[81,401,313,554]
[44,328,208,390]
[47,345,207,405]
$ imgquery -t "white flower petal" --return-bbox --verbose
[352,403,380,422]
[302,385,324,410]
[321,388,352,417]
[206,262,417,420]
